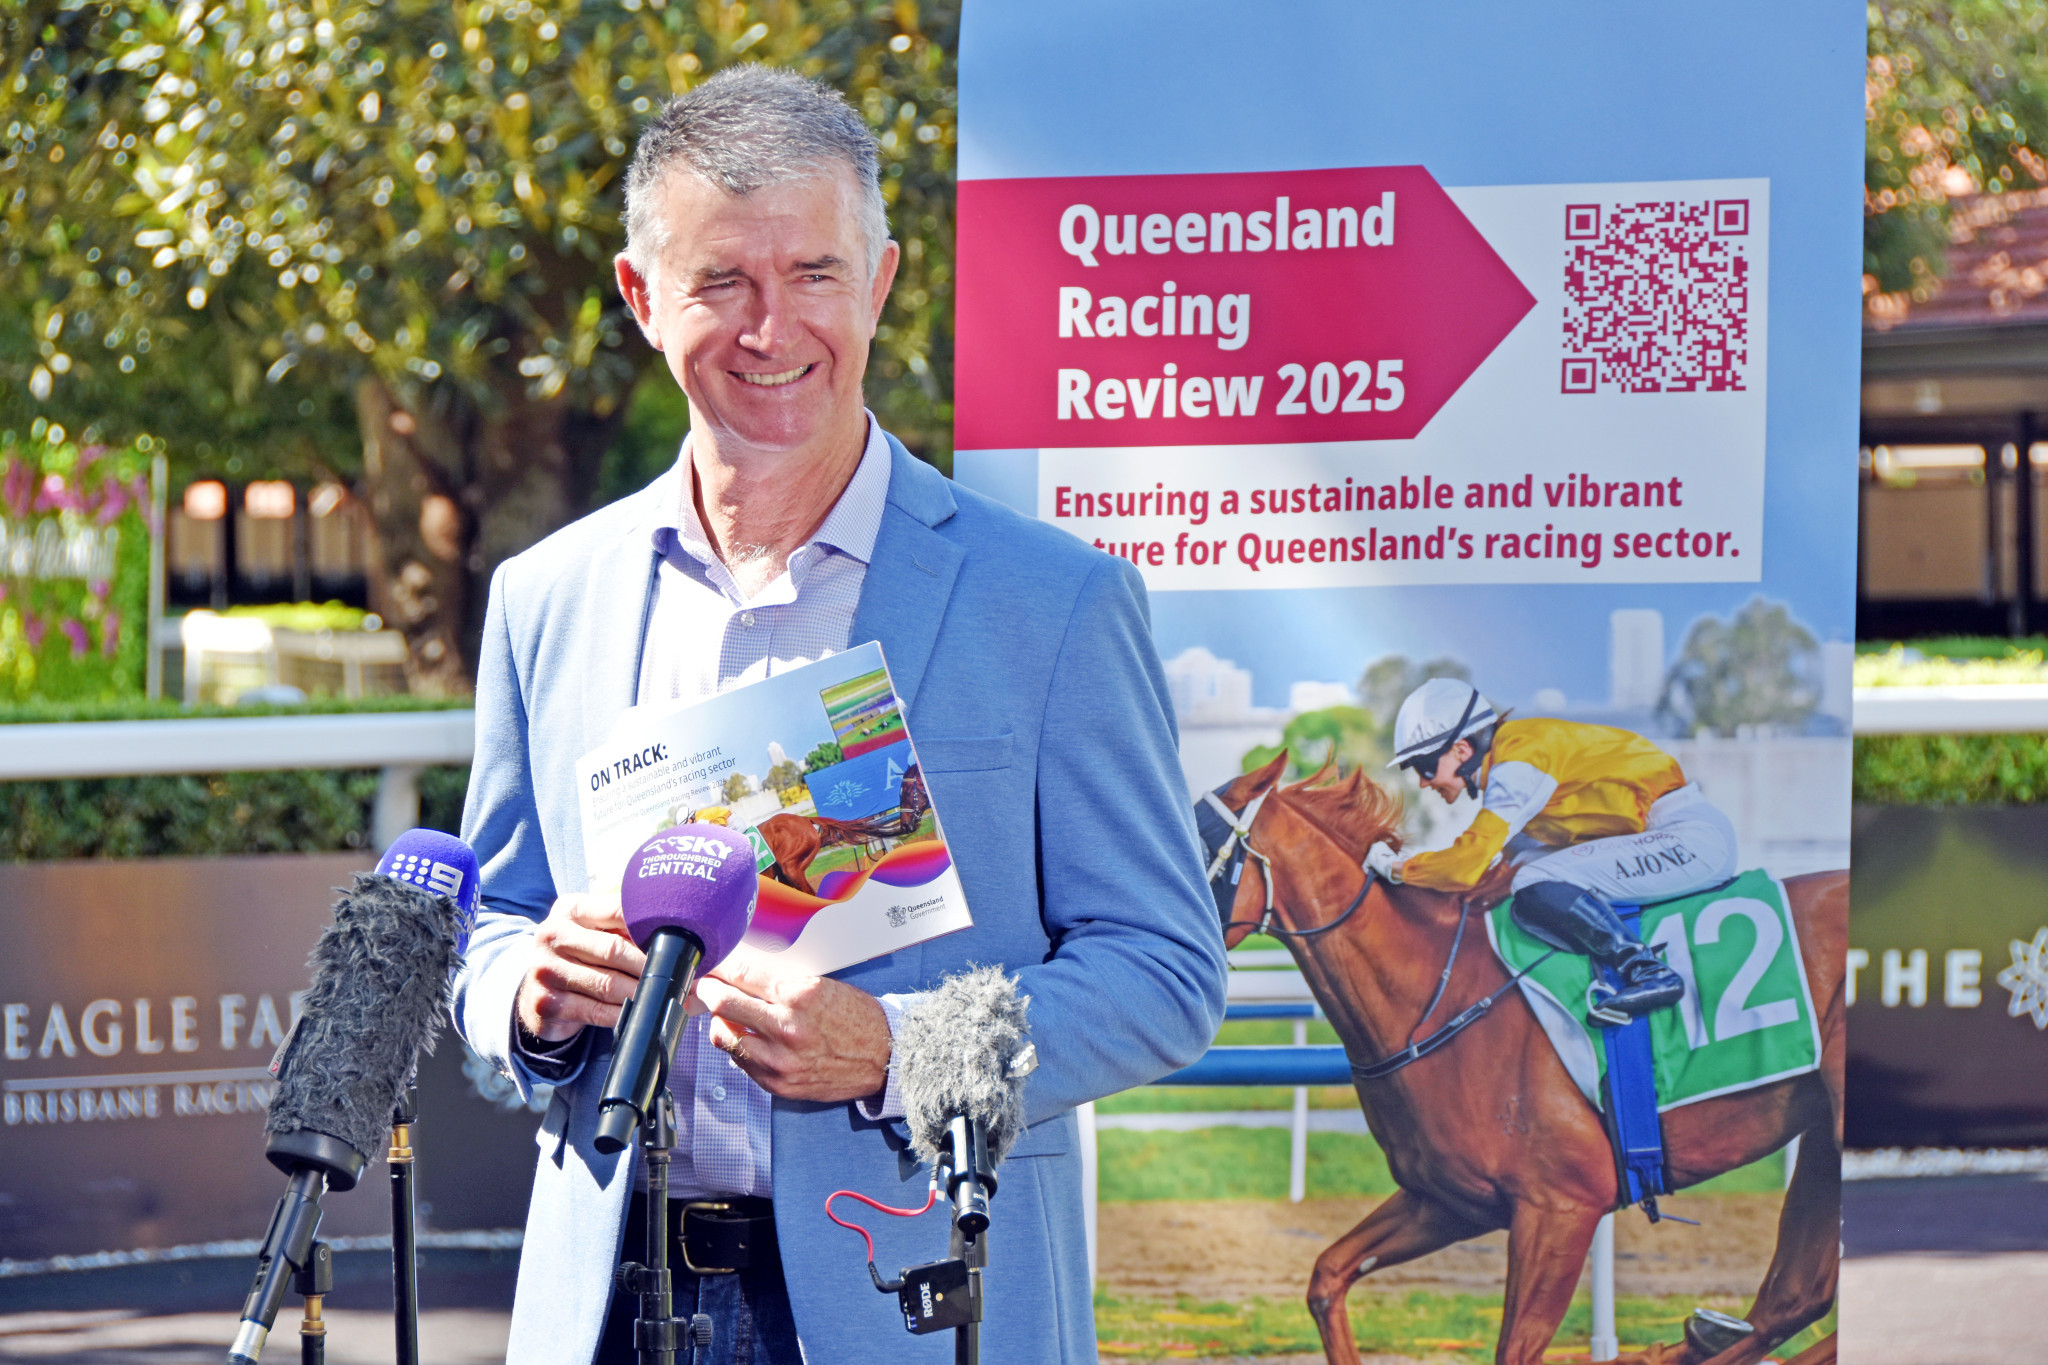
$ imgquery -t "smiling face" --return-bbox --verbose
[616,164,899,461]
[1416,738,1474,803]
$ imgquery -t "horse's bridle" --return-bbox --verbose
[1198,783,1372,940]
[1196,778,1555,1082]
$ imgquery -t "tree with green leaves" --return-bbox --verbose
[1659,597,1820,737]
[1867,1,2048,296]
[1238,705,1385,783]
[1355,654,1471,736]
[1,0,957,690]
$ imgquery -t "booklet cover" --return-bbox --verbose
[576,642,973,976]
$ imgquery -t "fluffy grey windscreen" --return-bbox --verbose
[896,965,1033,1168]
[264,873,461,1163]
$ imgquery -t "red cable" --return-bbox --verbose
[824,1185,938,1267]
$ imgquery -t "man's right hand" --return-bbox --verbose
[516,893,646,1044]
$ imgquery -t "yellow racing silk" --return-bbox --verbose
[1399,718,1686,891]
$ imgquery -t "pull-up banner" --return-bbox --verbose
[954,11,1860,1351]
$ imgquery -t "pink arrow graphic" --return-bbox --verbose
[956,165,1535,449]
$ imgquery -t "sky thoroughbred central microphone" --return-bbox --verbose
[593,824,757,1156]
[225,829,479,1365]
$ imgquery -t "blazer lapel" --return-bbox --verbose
[851,438,962,718]
[578,477,667,750]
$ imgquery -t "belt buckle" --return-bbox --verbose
[679,1200,739,1275]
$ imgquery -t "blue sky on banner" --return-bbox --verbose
[952,1,1864,714]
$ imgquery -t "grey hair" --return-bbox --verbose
[624,65,890,279]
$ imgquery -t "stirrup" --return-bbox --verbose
[1685,1307,1752,1357]
[1586,975,1681,1029]
[1587,992,1631,1029]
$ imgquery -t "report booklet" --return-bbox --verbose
[575,642,973,976]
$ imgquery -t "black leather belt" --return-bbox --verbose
[675,1196,777,1275]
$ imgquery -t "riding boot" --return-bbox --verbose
[1511,881,1684,1027]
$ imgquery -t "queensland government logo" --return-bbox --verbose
[1996,927,2048,1030]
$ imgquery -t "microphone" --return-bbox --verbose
[592,824,757,1156]
[226,830,478,1365]
[872,967,1037,1349]
[898,966,1037,1229]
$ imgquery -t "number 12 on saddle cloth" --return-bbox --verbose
[1486,869,1822,1112]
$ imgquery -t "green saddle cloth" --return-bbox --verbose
[1484,868,1822,1111]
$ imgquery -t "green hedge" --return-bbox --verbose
[2,700,472,859]
[1,765,470,861]
[1853,733,2048,805]
[0,696,469,724]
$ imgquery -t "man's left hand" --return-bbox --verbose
[692,957,892,1102]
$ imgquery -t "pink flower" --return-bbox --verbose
[34,473,82,514]
[128,475,156,532]
[1,460,32,519]
[96,479,129,524]
[61,619,88,658]
[101,610,120,657]
[23,613,45,649]
[89,579,110,600]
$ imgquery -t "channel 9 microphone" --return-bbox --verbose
[592,823,757,1155]
[225,829,479,1365]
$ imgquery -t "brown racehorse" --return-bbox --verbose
[1209,753,1844,1365]
[758,765,935,895]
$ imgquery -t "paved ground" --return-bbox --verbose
[1838,1174,2048,1365]
[6,1175,2048,1362]
[0,1309,509,1364]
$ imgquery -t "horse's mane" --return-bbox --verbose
[1280,762,1405,854]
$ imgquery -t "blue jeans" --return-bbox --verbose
[593,1197,802,1365]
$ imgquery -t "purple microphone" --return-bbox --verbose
[594,824,758,1154]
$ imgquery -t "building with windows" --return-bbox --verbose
[1863,189,2048,638]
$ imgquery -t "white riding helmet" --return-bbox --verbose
[1388,678,1498,771]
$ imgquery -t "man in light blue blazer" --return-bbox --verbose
[452,66,1227,1364]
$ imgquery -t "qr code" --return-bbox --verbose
[886,905,909,929]
[1561,200,1749,394]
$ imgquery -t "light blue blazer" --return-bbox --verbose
[454,434,1228,1364]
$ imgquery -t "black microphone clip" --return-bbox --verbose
[593,928,707,1155]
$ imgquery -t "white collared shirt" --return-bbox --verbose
[636,414,894,1199]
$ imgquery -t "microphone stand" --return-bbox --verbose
[616,1091,710,1365]
[389,1083,420,1365]
[293,1242,332,1365]
[941,1115,992,1365]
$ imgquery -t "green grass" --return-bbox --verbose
[1094,1289,1836,1360]
[1855,643,2048,686]
[1857,634,2048,661]
[1100,1130,1396,1202]
[1098,1128,1786,1203]
[1098,1085,1359,1113]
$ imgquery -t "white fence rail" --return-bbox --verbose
[0,710,477,848]
[0,683,2033,778]
[1849,683,2048,734]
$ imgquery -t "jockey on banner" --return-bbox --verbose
[1366,678,1737,1027]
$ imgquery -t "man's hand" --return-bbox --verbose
[692,956,891,1102]
[516,893,646,1044]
